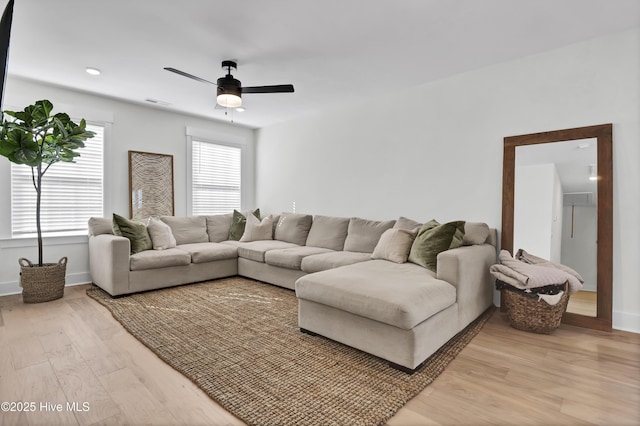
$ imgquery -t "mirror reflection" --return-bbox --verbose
[514,138,597,317]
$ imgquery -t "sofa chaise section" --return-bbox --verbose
[295,229,497,372]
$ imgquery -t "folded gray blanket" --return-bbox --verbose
[516,249,585,284]
[490,250,583,295]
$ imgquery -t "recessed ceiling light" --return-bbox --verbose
[85,67,101,76]
[236,107,246,112]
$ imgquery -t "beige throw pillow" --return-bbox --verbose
[240,214,274,242]
[229,209,261,241]
[147,217,177,250]
[371,228,417,263]
[393,216,422,231]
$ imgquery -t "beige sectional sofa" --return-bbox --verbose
[88,212,496,372]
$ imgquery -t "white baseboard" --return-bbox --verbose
[0,272,92,296]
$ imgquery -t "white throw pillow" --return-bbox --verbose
[371,228,417,264]
[147,217,177,250]
[240,214,274,242]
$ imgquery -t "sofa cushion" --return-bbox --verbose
[130,248,191,271]
[305,215,350,251]
[393,216,422,231]
[265,246,334,270]
[176,243,238,264]
[462,222,490,245]
[274,213,313,245]
[240,214,274,242]
[343,217,395,253]
[222,240,299,263]
[113,213,152,254]
[160,216,208,245]
[296,260,456,330]
[229,209,261,241]
[88,217,114,236]
[147,217,177,250]
[300,251,372,273]
[370,228,417,264]
[206,213,233,243]
[409,220,466,272]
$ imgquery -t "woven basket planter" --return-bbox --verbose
[502,282,569,334]
[19,257,67,303]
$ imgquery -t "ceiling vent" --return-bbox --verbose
[145,98,171,107]
[563,192,594,206]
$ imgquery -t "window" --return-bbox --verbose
[11,124,104,237]
[191,140,241,215]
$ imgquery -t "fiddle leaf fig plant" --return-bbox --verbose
[0,99,95,266]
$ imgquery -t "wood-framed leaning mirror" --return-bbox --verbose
[501,124,612,332]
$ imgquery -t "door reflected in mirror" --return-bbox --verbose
[515,139,597,317]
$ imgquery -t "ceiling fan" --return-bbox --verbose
[164,60,294,108]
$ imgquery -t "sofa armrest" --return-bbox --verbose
[436,244,496,329]
[89,234,131,296]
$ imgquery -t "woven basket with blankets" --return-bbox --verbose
[490,249,584,334]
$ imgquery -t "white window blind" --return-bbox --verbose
[191,140,241,215]
[11,124,104,237]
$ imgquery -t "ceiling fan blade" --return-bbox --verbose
[164,67,217,85]
[242,84,294,94]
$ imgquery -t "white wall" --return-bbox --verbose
[0,77,254,294]
[255,28,640,332]
[513,163,562,262]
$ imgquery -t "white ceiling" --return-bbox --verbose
[4,0,640,129]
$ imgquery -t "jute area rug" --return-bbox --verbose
[87,277,493,426]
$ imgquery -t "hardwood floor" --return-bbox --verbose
[1,284,638,426]
[566,290,598,317]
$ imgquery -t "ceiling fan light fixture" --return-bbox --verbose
[216,73,242,108]
[217,93,242,108]
[165,60,294,111]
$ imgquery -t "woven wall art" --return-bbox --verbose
[128,150,174,220]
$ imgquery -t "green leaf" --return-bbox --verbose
[14,110,31,125]
[36,100,53,117]
[1,100,94,168]
[0,139,19,157]
[13,148,39,165]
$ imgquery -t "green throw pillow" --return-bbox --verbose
[112,213,153,254]
[408,219,466,272]
[228,209,261,241]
